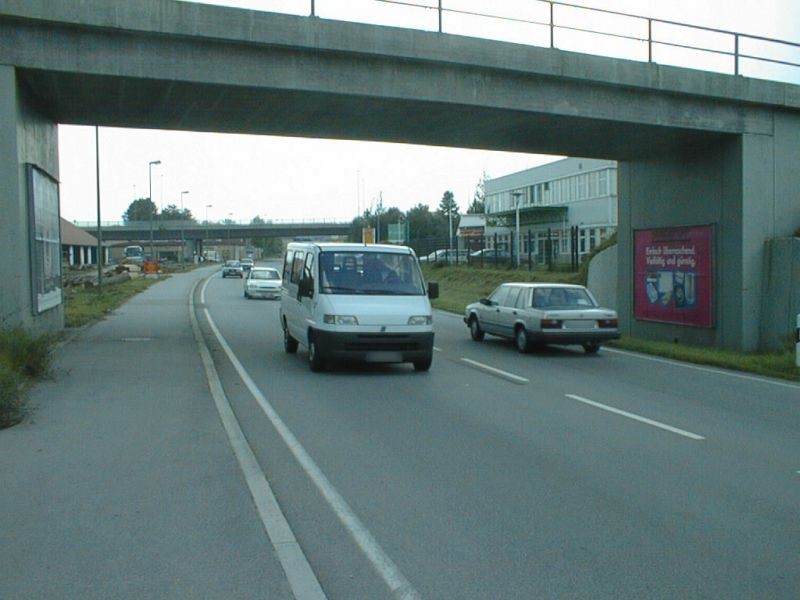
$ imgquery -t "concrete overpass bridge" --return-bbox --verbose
[1,0,799,350]
[77,220,351,243]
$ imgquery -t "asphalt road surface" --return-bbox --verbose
[198,261,800,599]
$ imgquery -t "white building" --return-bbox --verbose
[483,157,617,264]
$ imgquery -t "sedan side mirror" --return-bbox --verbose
[479,298,493,306]
[427,282,439,300]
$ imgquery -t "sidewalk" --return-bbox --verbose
[0,268,294,599]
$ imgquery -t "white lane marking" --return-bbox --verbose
[189,281,326,600]
[200,278,421,600]
[565,394,706,441]
[434,309,465,319]
[433,346,443,352]
[459,358,529,384]
[603,347,800,391]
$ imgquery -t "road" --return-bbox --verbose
[198,260,800,599]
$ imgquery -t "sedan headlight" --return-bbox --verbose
[407,315,433,326]
[323,315,359,325]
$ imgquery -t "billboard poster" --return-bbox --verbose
[634,225,713,328]
[27,164,62,313]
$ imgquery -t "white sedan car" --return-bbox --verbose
[243,267,282,299]
[464,283,620,353]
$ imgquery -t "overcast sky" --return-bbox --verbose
[58,0,800,224]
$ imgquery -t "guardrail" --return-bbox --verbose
[72,218,350,228]
[200,0,799,84]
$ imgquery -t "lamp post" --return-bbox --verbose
[512,190,522,268]
[205,204,212,260]
[148,159,161,260]
[228,212,233,259]
[180,190,189,267]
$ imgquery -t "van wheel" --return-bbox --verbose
[515,327,530,354]
[308,337,325,372]
[413,355,432,372]
[283,327,298,354]
[469,317,485,342]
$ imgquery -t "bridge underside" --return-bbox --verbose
[18,69,726,161]
[2,0,799,350]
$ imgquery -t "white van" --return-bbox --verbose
[279,242,438,372]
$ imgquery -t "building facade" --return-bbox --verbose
[483,157,617,264]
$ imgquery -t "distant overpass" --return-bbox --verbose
[76,220,351,242]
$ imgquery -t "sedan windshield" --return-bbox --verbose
[250,269,280,280]
[318,251,426,295]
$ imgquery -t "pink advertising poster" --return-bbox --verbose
[634,225,713,328]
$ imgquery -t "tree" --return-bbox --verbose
[438,190,460,247]
[438,190,459,218]
[407,203,448,241]
[122,197,157,222]
[159,204,195,222]
[467,171,488,214]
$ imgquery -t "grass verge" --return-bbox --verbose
[0,328,55,428]
[64,276,163,328]
[422,263,799,382]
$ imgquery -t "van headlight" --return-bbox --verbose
[323,315,359,325]
[407,315,432,326]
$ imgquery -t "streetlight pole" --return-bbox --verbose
[512,190,522,268]
[205,204,212,260]
[148,159,161,260]
[180,190,189,268]
[228,212,233,259]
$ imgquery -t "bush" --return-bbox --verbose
[0,364,24,428]
[0,328,54,429]
[0,327,54,378]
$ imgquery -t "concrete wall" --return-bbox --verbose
[587,245,618,311]
[0,66,61,333]
[618,137,740,348]
[760,238,800,351]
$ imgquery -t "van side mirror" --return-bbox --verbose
[427,282,439,299]
[298,277,314,299]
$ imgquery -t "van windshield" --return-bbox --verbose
[318,251,426,295]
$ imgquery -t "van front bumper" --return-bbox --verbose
[313,329,434,363]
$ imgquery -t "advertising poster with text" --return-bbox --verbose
[634,225,713,328]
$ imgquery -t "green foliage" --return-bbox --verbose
[122,197,158,222]
[64,277,159,328]
[0,328,55,429]
[0,364,24,429]
[159,204,194,222]
[0,327,54,379]
[467,171,488,214]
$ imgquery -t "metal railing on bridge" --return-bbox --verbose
[184,0,799,84]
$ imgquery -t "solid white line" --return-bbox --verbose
[200,278,421,600]
[189,281,326,600]
[459,358,529,384]
[565,394,706,440]
[603,347,800,391]
[433,346,443,352]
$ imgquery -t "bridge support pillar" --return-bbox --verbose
[619,119,800,352]
[0,66,62,334]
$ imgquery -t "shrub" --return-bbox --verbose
[0,364,24,428]
[0,327,54,378]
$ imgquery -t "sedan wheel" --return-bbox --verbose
[469,317,485,342]
[515,327,530,354]
[583,341,600,354]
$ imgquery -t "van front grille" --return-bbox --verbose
[344,334,420,352]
